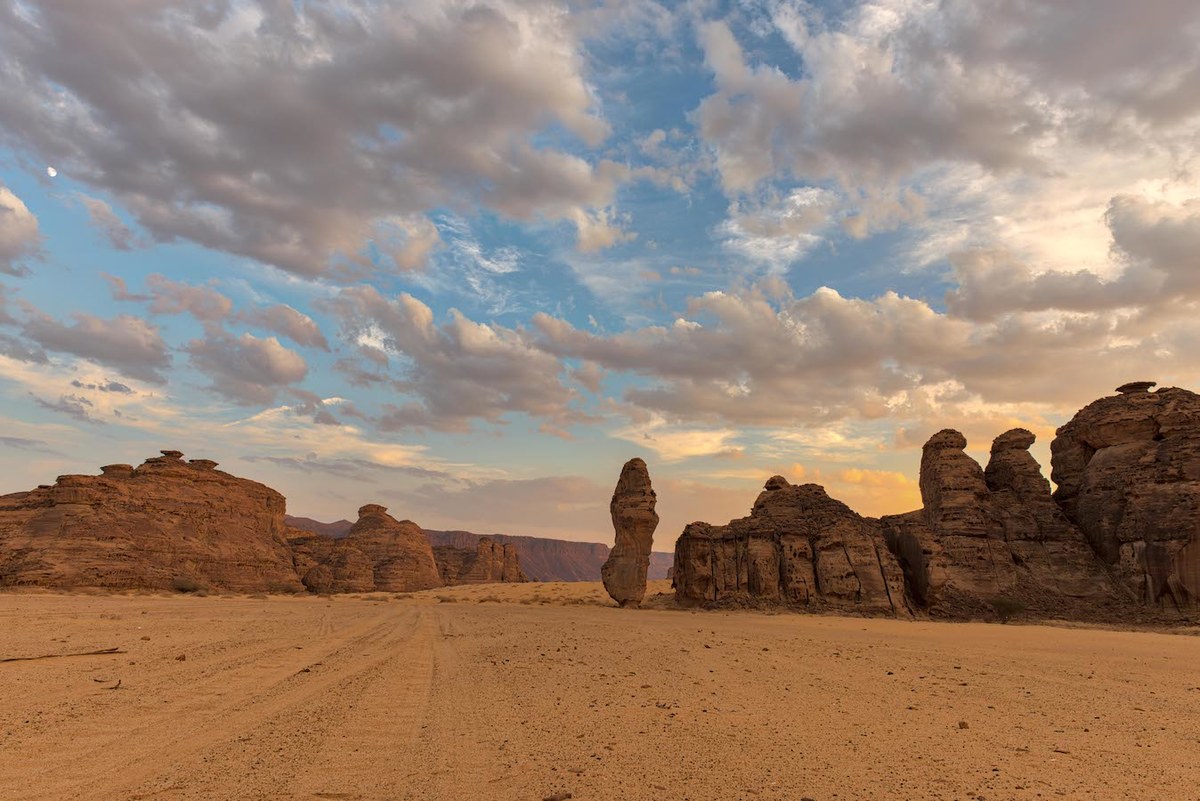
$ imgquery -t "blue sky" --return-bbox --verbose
[2,0,1199,544]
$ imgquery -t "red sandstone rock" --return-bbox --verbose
[602,458,658,607]
[673,477,908,615]
[882,429,1117,617]
[0,451,303,592]
[434,537,527,585]
[342,505,442,592]
[1051,385,1200,607]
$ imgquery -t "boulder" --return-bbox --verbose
[0,452,303,592]
[1051,385,1200,607]
[673,477,908,615]
[602,458,659,607]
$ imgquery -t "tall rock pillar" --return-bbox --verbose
[602,457,658,607]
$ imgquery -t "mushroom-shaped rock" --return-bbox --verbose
[160,450,184,459]
[188,459,219,470]
[602,458,659,607]
[99,464,134,477]
[989,428,1036,453]
[1116,381,1156,394]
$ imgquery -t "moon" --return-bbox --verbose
[46,166,57,178]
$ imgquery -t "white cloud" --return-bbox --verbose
[0,183,40,275]
[0,0,633,277]
[186,331,308,405]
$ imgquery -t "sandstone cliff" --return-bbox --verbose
[1051,383,1200,607]
[673,477,909,615]
[433,537,526,585]
[0,451,303,592]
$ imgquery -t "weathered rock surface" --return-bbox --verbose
[882,429,1117,617]
[0,451,303,592]
[1051,385,1200,607]
[289,532,375,594]
[341,505,443,592]
[673,478,909,615]
[433,537,526,585]
[602,458,658,606]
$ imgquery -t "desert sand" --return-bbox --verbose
[2,582,1198,801]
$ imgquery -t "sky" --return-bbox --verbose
[1,0,1199,548]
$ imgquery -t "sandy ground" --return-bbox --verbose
[2,582,1199,801]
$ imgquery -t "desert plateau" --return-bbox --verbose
[3,586,1199,801]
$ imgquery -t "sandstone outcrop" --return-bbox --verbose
[288,532,375,594]
[881,429,1117,617]
[340,505,442,592]
[673,478,909,615]
[602,458,658,606]
[0,451,303,592]
[1051,384,1200,607]
[433,537,526,585]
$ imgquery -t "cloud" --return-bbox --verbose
[697,3,1200,195]
[144,274,233,321]
[185,330,308,405]
[241,453,454,482]
[532,275,1200,430]
[694,2,1200,269]
[326,287,583,432]
[0,0,632,276]
[1106,194,1200,296]
[70,378,133,394]
[76,193,138,250]
[0,435,62,455]
[717,187,838,269]
[611,414,740,462]
[0,183,40,275]
[20,310,171,383]
[32,393,105,425]
[241,304,329,350]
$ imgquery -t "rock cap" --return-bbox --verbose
[763,475,791,491]
[924,429,967,451]
[1116,381,1156,394]
[991,428,1036,453]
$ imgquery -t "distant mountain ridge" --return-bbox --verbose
[284,516,672,582]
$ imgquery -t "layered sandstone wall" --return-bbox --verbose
[1051,383,1200,606]
[0,451,303,592]
[673,477,909,615]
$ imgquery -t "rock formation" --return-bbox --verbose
[673,478,909,615]
[1051,384,1200,607]
[433,537,526,585]
[339,505,443,592]
[289,533,376,594]
[881,429,1116,617]
[0,451,303,592]
[602,458,659,606]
